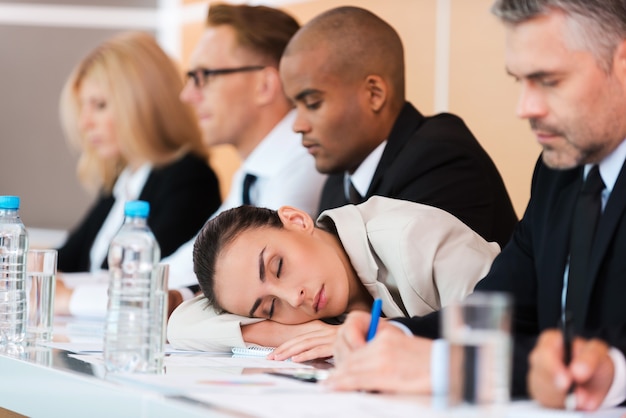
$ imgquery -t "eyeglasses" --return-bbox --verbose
[185,66,266,89]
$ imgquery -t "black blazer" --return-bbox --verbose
[397,156,626,400]
[57,153,221,272]
[318,102,518,248]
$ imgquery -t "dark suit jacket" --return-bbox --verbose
[397,155,626,400]
[57,153,221,272]
[318,102,518,248]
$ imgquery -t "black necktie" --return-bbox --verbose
[566,165,604,330]
[242,173,257,205]
[348,180,363,205]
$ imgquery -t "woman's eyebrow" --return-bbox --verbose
[259,246,266,283]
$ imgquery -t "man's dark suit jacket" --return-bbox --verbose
[396,156,626,400]
[318,102,518,248]
[57,152,221,272]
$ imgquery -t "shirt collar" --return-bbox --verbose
[345,140,387,198]
[113,162,152,201]
[242,110,301,179]
[588,138,626,193]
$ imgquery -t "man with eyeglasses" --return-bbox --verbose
[164,3,326,329]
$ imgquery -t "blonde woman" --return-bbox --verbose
[55,32,221,315]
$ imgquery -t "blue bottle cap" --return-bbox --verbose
[124,200,150,218]
[0,196,20,209]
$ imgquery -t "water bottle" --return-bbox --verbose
[0,196,28,348]
[103,200,163,373]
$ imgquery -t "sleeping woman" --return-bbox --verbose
[167,196,500,362]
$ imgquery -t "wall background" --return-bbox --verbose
[0,0,538,234]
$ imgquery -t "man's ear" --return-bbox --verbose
[277,206,315,233]
[364,74,388,113]
[255,67,281,106]
[613,40,626,87]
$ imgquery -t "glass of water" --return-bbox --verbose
[442,291,512,408]
[25,249,57,343]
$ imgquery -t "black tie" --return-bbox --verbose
[348,180,363,205]
[566,165,604,330]
[242,173,257,205]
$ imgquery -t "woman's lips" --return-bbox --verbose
[314,285,327,313]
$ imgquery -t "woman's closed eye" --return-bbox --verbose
[276,257,283,278]
[268,298,276,319]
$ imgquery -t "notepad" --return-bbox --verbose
[231,346,275,357]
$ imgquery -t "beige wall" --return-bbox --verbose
[449,0,539,217]
[182,0,541,217]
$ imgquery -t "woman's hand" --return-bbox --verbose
[54,276,73,316]
[268,321,338,362]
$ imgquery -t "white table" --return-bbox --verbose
[0,346,242,418]
[0,317,623,418]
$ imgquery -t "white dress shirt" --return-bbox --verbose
[163,110,327,293]
[88,163,151,273]
[343,140,387,200]
[69,163,151,316]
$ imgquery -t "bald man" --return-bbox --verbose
[280,6,517,248]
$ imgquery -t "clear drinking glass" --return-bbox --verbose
[25,249,57,343]
[443,291,512,408]
[152,263,169,374]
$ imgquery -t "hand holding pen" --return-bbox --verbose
[328,299,436,394]
[528,314,615,411]
[561,312,614,411]
[527,326,578,409]
[561,311,576,410]
[366,298,383,341]
[331,299,383,365]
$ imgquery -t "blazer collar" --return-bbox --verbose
[539,164,581,326]
[368,102,423,194]
[580,157,626,320]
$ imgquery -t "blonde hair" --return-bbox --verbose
[60,31,206,194]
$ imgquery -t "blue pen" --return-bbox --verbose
[366,298,383,342]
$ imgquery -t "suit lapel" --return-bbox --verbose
[581,159,626,320]
[367,103,423,196]
[539,171,581,326]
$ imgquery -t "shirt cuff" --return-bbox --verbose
[68,283,108,318]
[600,347,626,408]
[431,339,449,396]
[388,320,413,336]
